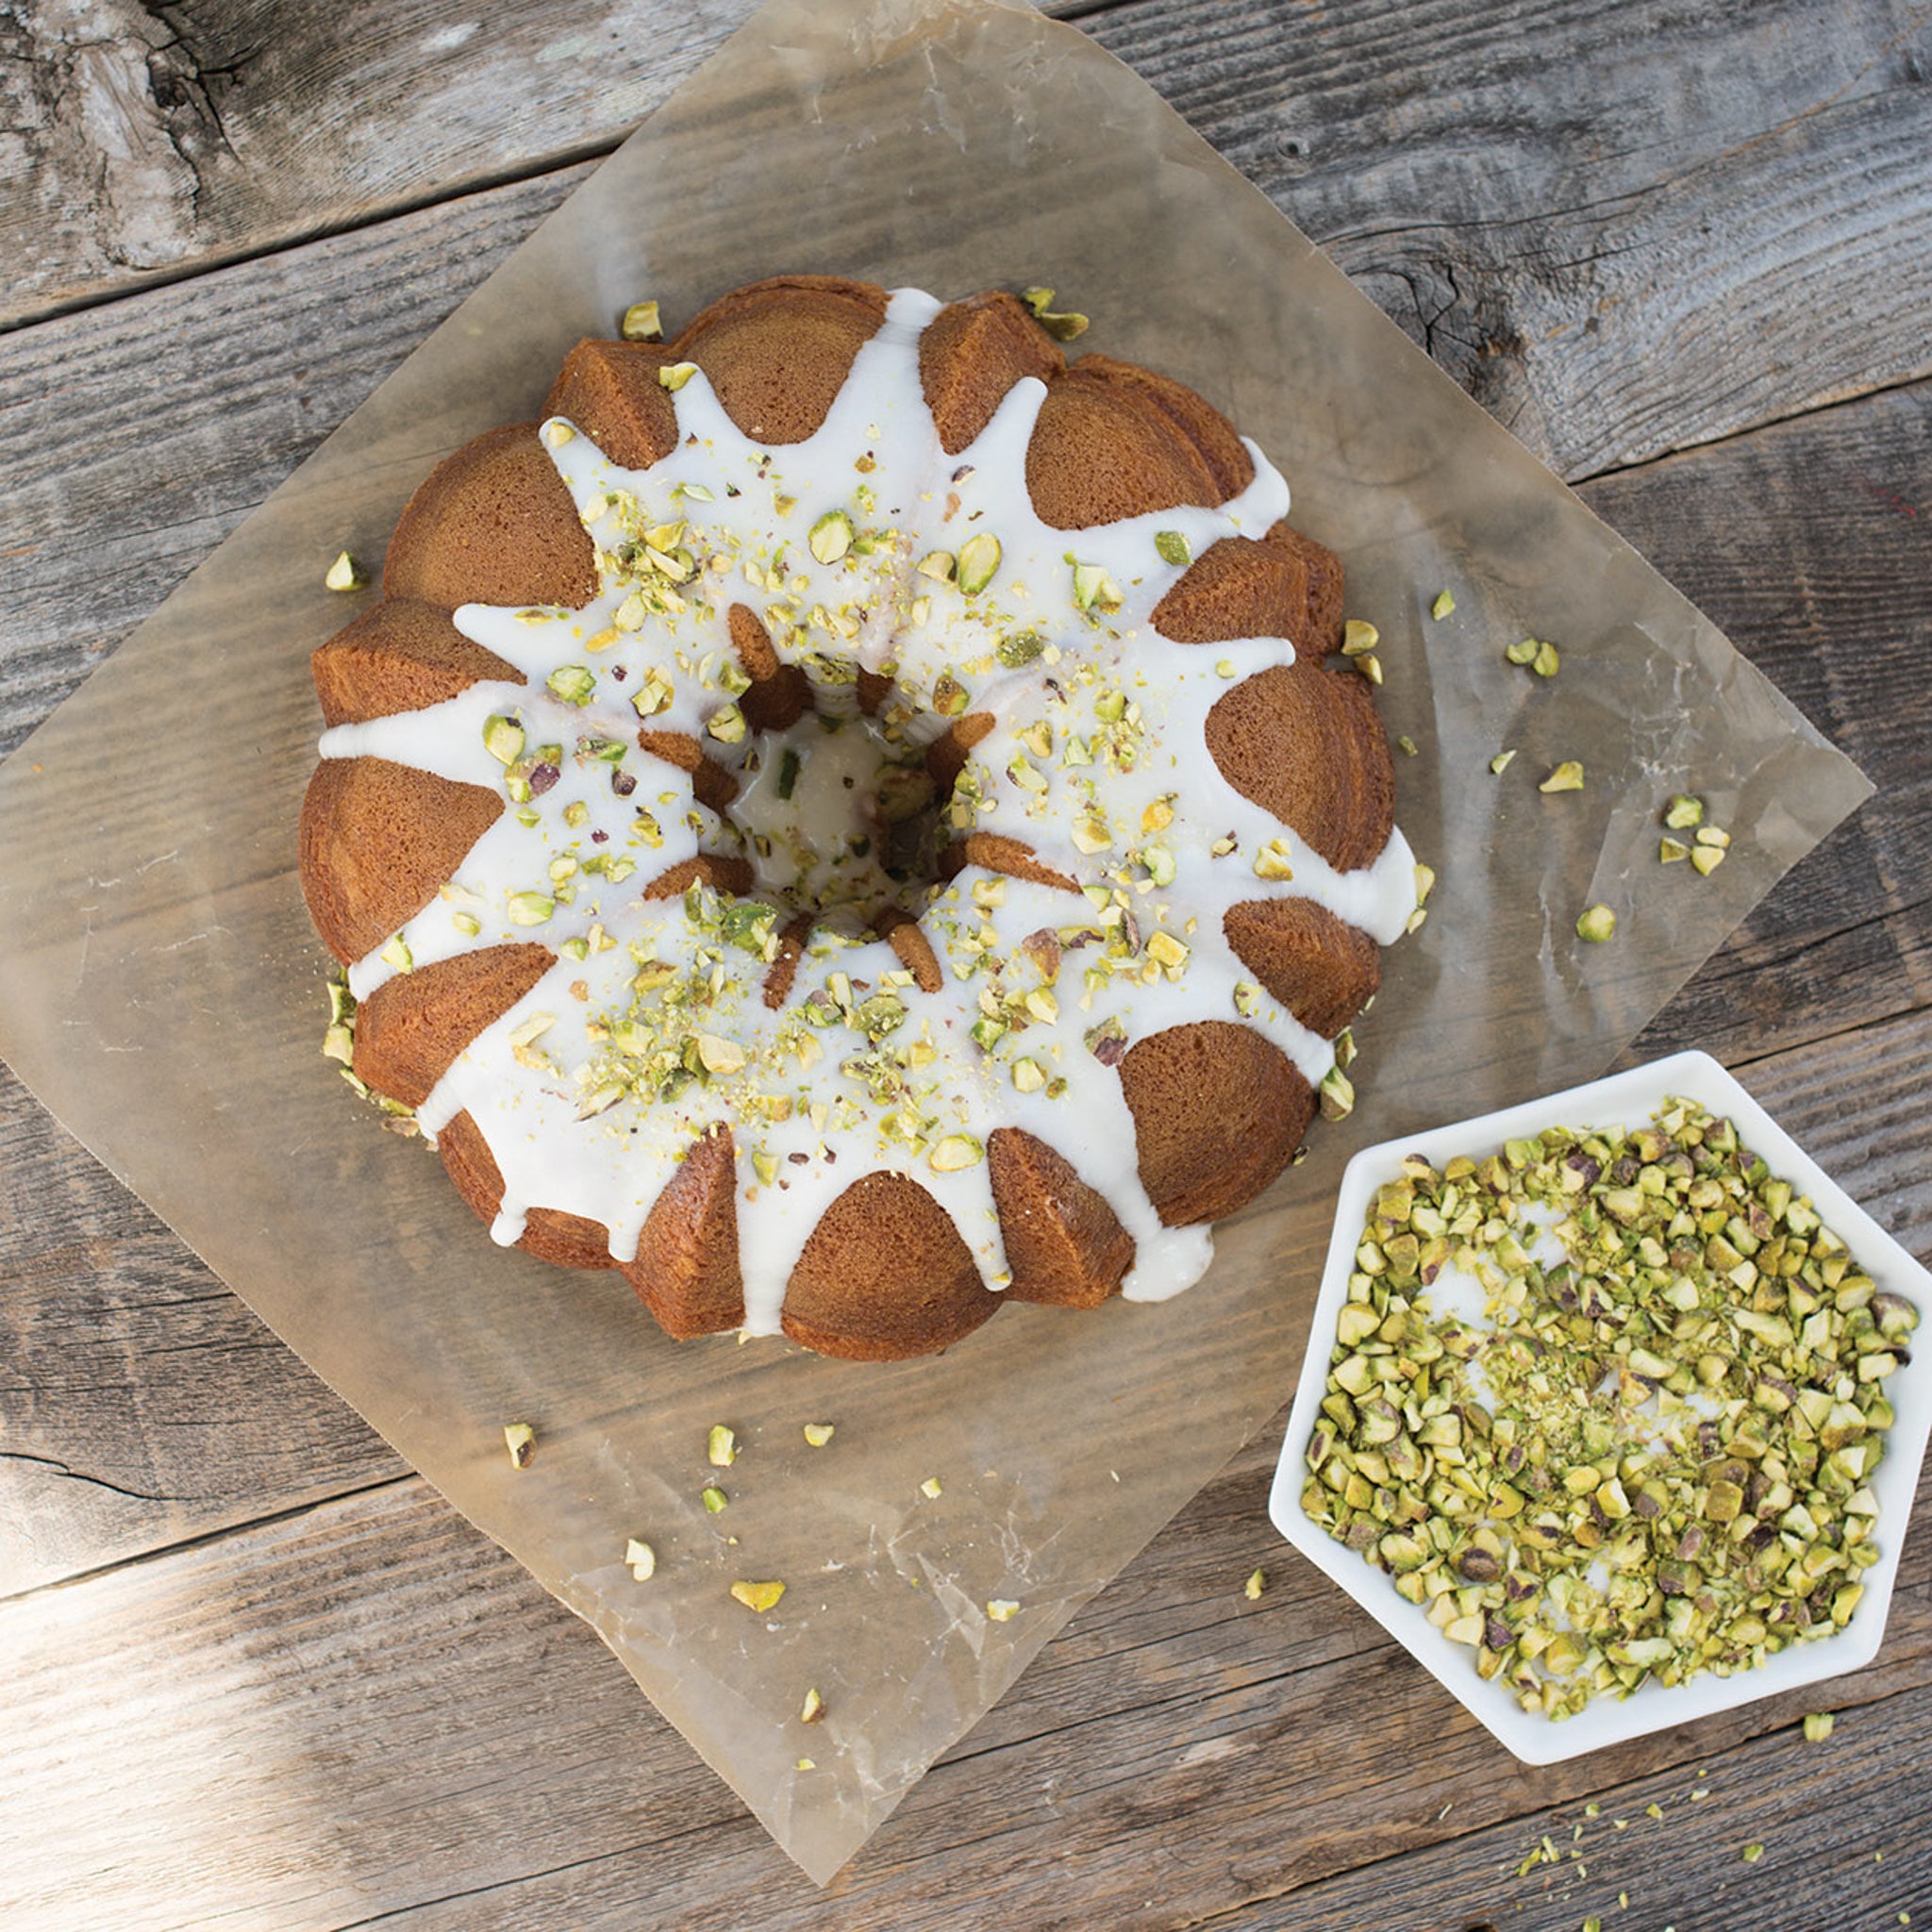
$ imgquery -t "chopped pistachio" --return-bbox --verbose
[1660,837,1691,864]
[379,934,413,974]
[1804,1711,1836,1742]
[504,1423,536,1470]
[708,1424,738,1468]
[1342,620,1380,658]
[1690,844,1726,876]
[1576,903,1617,942]
[917,549,957,584]
[546,665,595,706]
[809,509,854,564]
[1304,1096,1916,1724]
[324,550,366,592]
[1072,560,1122,612]
[731,1579,786,1613]
[801,1687,825,1724]
[1154,529,1192,567]
[1319,1064,1355,1121]
[1696,824,1731,849]
[920,1475,943,1500]
[1397,735,1419,758]
[1664,793,1705,829]
[1431,588,1456,620]
[695,1034,746,1075]
[1742,1844,1765,1864]
[986,1598,1021,1623]
[1490,749,1517,775]
[1506,638,1541,666]
[1243,1568,1266,1601]
[1253,839,1295,881]
[701,1486,727,1514]
[620,299,663,341]
[624,1538,657,1580]
[658,361,700,391]
[929,1133,985,1173]
[803,1423,836,1448]
[957,532,1002,596]
[507,891,555,928]
[1019,286,1089,340]
[1355,652,1385,685]
[1540,760,1585,793]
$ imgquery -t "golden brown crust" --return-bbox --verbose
[878,909,943,992]
[669,275,890,444]
[989,1128,1134,1307]
[762,913,817,1011]
[1151,535,1311,648]
[1261,520,1346,657]
[620,1125,746,1338]
[919,291,1064,454]
[726,604,815,734]
[926,711,994,794]
[1204,663,1395,874]
[634,728,740,810]
[438,1108,618,1271]
[937,832,1079,894]
[353,943,554,1108]
[1025,356,1250,530]
[1119,1022,1313,1225]
[1223,898,1381,1040]
[384,424,597,611]
[544,339,680,469]
[311,598,522,727]
[782,1172,1000,1359]
[642,854,755,900]
[299,757,503,967]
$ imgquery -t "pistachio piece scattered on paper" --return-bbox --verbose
[620,299,663,341]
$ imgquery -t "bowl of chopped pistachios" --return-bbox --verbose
[1269,1050,1928,1764]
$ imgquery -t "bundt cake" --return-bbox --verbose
[298,275,1418,1361]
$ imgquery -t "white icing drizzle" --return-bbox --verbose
[319,288,1418,1333]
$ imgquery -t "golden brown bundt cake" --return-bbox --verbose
[298,276,1416,1361]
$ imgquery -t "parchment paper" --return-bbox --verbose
[0,0,1871,1884]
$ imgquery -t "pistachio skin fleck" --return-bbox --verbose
[1303,1099,1917,1722]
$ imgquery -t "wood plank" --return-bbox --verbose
[3,1006,1926,1926]
[8,0,1931,477]
[0,1053,404,1598]
[1591,379,1932,1067]
[1234,1690,1932,1930]
[4,1424,1924,1928]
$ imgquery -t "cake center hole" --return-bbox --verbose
[724,715,941,926]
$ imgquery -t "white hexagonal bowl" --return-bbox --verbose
[1269,1050,1931,1764]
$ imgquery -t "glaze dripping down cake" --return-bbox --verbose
[298,275,1417,1360]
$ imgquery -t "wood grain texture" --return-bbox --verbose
[8,0,1931,479]
[0,1052,404,1597]
[1601,377,1932,1066]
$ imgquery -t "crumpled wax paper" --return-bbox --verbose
[0,0,1870,1884]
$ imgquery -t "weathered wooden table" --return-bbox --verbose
[5,2,1929,1924]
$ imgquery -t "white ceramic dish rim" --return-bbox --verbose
[1268,1049,1931,1765]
